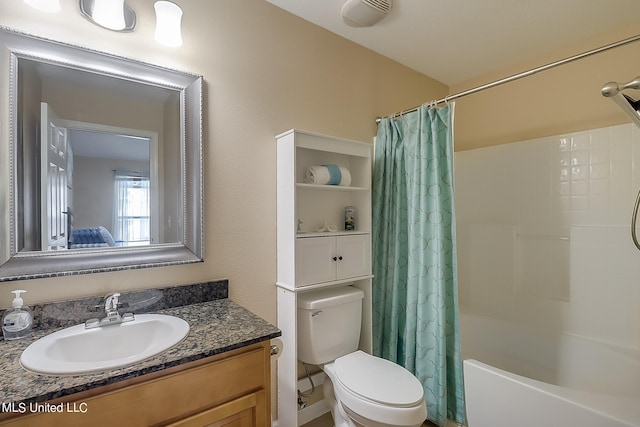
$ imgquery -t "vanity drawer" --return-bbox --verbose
[1,343,270,427]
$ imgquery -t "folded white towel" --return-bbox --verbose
[304,165,351,186]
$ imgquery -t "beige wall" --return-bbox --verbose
[452,23,640,151]
[0,0,446,323]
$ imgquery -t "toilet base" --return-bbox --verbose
[322,366,425,427]
[342,404,424,427]
[323,375,355,427]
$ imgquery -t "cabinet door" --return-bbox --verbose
[337,234,370,280]
[209,408,253,427]
[165,391,265,427]
[296,236,336,286]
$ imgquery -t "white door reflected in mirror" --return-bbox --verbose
[40,103,161,250]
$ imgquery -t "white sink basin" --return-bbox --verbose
[20,314,190,376]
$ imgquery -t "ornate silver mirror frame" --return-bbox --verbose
[0,27,204,281]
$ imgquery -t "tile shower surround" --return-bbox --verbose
[456,124,640,235]
[455,123,640,352]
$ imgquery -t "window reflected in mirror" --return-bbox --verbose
[113,169,151,246]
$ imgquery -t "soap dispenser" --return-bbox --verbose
[2,290,33,340]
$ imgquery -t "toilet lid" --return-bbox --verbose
[333,351,424,407]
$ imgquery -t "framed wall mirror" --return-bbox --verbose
[0,27,204,281]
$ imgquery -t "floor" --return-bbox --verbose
[301,412,438,427]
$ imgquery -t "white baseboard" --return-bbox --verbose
[298,399,330,425]
[271,399,330,427]
[273,372,329,426]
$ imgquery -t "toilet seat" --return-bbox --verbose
[325,351,427,426]
[334,350,424,407]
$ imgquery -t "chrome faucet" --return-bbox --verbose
[104,293,122,320]
[85,292,135,329]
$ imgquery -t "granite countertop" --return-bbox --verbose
[0,286,280,406]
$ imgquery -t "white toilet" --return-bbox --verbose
[297,286,427,427]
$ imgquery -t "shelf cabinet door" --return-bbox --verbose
[296,236,336,286]
[336,234,370,280]
[295,234,370,286]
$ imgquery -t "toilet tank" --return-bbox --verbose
[297,286,364,365]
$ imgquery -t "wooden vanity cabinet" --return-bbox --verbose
[0,342,271,427]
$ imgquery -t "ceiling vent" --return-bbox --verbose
[341,0,392,27]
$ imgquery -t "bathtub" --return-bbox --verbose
[460,313,640,427]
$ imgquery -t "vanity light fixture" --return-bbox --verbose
[24,0,184,45]
[21,0,61,13]
[154,1,183,48]
[79,0,137,32]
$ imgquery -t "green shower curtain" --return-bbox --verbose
[372,104,466,427]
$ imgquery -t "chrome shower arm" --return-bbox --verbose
[608,93,640,128]
[602,76,640,96]
[602,76,640,129]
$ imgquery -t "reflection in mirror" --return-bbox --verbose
[18,59,181,251]
[0,28,204,281]
[69,128,154,248]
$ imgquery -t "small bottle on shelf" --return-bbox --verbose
[345,206,355,231]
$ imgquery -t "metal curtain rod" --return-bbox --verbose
[376,33,640,124]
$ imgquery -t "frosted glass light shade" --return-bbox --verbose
[154,1,183,47]
[92,0,126,31]
[79,0,136,32]
[21,0,61,13]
